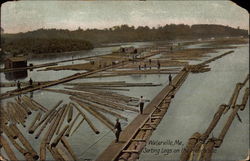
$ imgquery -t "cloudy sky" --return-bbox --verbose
[1,1,249,33]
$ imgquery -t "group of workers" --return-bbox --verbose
[138,59,161,70]
[16,78,34,90]
[114,74,173,143]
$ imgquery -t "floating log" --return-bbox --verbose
[23,95,48,112]
[78,99,128,121]
[10,124,39,160]
[57,146,72,161]
[61,137,78,161]
[35,109,58,139]
[67,104,73,123]
[40,108,63,161]
[71,102,100,134]
[21,97,39,111]
[242,74,249,86]
[0,135,18,161]
[29,100,62,134]
[47,145,65,161]
[217,105,241,147]
[3,126,34,161]
[70,118,85,136]
[56,104,69,135]
[15,98,32,115]
[2,124,18,139]
[46,107,65,144]
[51,125,70,147]
[28,112,42,134]
[71,97,115,132]
[8,102,26,127]
[66,86,130,91]
[65,113,81,137]
[200,104,227,142]
[64,81,126,86]
[201,138,217,161]
[180,132,201,161]
[240,87,249,111]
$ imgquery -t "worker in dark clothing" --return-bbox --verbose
[17,81,21,90]
[169,74,172,85]
[29,78,33,87]
[114,119,122,143]
[157,60,161,70]
[138,65,141,70]
[139,96,145,114]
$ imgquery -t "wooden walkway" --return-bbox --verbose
[96,69,189,161]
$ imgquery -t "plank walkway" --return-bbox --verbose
[96,69,189,161]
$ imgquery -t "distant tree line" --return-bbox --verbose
[1,24,248,55]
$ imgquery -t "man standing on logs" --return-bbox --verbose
[17,80,21,91]
[29,78,33,87]
[139,96,145,114]
[169,74,172,85]
[114,118,122,143]
[157,60,161,70]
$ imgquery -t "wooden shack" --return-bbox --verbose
[4,57,27,69]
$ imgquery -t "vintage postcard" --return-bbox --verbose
[0,1,249,161]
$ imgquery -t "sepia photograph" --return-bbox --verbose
[0,1,249,161]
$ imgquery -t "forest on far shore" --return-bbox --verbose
[1,24,248,55]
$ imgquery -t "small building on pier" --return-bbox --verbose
[4,56,27,69]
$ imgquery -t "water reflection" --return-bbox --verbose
[4,70,28,81]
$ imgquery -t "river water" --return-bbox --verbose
[0,41,248,161]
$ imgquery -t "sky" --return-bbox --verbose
[1,0,249,34]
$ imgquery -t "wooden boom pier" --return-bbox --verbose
[96,68,189,161]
